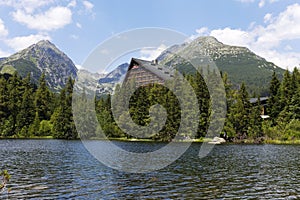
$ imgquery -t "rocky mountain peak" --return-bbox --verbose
[193,36,222,46]
[0,40,77,91]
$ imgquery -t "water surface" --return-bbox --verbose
[0,140,299,199]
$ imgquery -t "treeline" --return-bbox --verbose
[1,67,300,142]
[222,68,300,142]
[96,68,300,142]
[0,73,77,139]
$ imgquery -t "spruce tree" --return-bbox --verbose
[16,74,35,136]
[268,71,281,124]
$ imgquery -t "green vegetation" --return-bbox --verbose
[0,170,10,194]
[0,67,299,143]
[0,72,77,139]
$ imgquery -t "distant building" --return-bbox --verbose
[249,97,270,119]
[123,58,174,87]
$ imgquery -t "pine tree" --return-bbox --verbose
[28,111,40,136]
[268,71,281,124]
[6,73,23,136]
[248,96,263,139]
[35,73,52,121]
[52,77,77,139]
[227,83,251,139]
[0,75,9,135]
[279,70,292,110]
[16,74,35,136]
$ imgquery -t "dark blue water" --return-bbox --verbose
[0,140,299,199]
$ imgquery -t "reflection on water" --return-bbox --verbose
[0,140,299,199]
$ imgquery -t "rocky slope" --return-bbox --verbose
[158,36,285,95]
[0,40,77,90]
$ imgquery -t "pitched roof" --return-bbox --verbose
[249,97,269,104]
[129,58,174,81]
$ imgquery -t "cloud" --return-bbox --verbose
[194,3,300,70]
[196,27,209,35]
[210,28,253,47]
[139,44,167,61]
[68,0,77,8]
[12,6,72,31]
[70,34,79,40]
[0,0,54,14]
[83,1,94,11]
[188,27,209,42]
[0,18,8,38]
[0,48,11,57]
[5,34,51,51]
[264,13,272,23]
[259,0,265,8]
[75,64,83,69]
[236,0,255,2]
[76,22,82,28]
[237,0,280,8]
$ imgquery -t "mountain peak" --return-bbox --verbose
[0,40,77,91]
[191,36,225,48]
[33,40,61,53]
[36,39,52,45]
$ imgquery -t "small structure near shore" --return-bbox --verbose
[208,137,226,144]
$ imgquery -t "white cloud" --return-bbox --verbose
[76,22,82,28]
[236,0,255,3]
[264,13,272,23]
[237,0,280,8]
[0,18,8,38]
[196,27,209,35]
[75,64,83,69]
[83,0,94,11]
[139,44,167,61]
[188,27,209,42]
[210,28,254,47]
[0,0,54,14]
[0,48,11,57]
[284,45,293,51]
[68,0,77,8]
[194,3,300,70]
[5,34,51,51]
[12,6,72,31]
[70,34,79,40]
[259,0,265,8]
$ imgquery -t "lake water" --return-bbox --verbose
[0,140,299,199]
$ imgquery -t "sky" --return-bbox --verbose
[0,0,300,71]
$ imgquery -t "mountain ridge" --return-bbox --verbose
[157,36,285,95]
[0,40,77,91]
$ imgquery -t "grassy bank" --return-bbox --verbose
[1,136,300,145]
[0,135,53,139]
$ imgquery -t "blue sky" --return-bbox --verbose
[0,0,300,70]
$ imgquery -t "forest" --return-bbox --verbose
[0,67,300,143]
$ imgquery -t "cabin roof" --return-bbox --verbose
[249,97,269,104]
[129,58,174,81]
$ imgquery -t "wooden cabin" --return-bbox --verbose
[123,58,174,87]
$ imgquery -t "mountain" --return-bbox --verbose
[0,40,77,91]
[96,63,129,94]
[99,63,129,84]
[157,36,285,95]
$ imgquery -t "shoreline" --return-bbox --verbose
[1,136,300,145]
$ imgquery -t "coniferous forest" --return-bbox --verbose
[0,68,300,143]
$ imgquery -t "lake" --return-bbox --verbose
[0,140,299,199]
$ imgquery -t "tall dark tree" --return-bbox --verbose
[227,83,250,139]
[16,74,35,136]
[268,71,281,124]
[35,73,52,121]
[52,77,77,139]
